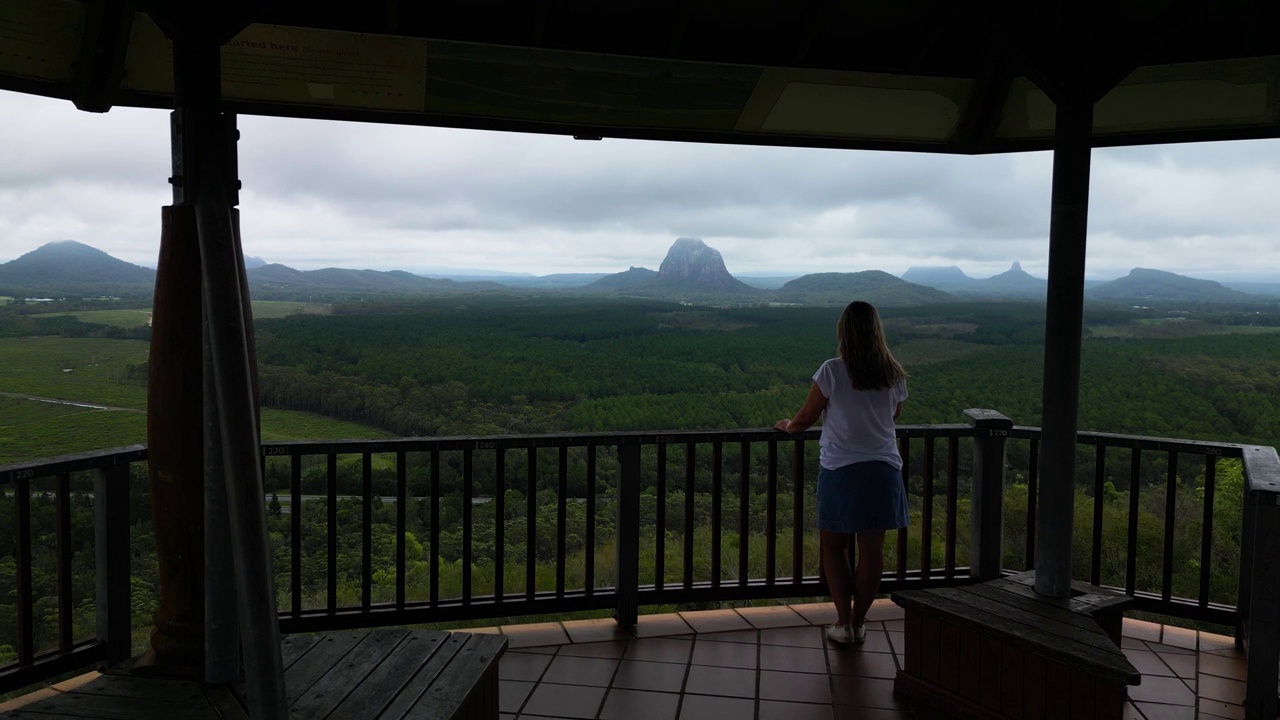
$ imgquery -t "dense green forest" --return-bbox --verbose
[2,294,1279,671]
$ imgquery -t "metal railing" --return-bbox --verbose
[2,413,1277,704]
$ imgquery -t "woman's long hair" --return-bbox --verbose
[836,301,905,391]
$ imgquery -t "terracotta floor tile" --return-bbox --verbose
[1198,652,1246,680]
[857,630,896,654]
[678,694,755,720]
[1157,651,1197,679]
[1123,702,1145,720]
[1147,641,1196,656]
[559,640,631,659]
[759,670,832,704]
[1124,618,1164,642]
[503,622,570,648]
[1196,698,1245,719]
[760,645,828,674]
[500,652,553,681]
[792,602,840,626]
[882,619,904,633]
[521,682,607,719]
[1124,649,1176,677]
[1197,633,1240,655]
[737,605,807,629]
[830,676,905,710]
[0,687,59,713]
[886,630,906,658]
[1123,637,1148,650]
[697,629,759,645]
[680,609,753,634]
[624,637,693,665]
[541,654,620,687]
[633,613,695,638]
[1128,675,1196,706]
[760,625,825,649]
[599,688,680,720]
[865,600,904,622]
[500,713,515,720]
[692,639,758,669]
[563,618,632,644]
[759,699,834,720]
[683,665,757,698]
[50,672,101,693]
[499,680,535,713]
[1197,673,1245,705]
[828,649,898,678]
[611,659,688,693]
[1132,701,1194,720]
[1160,624,1198,650]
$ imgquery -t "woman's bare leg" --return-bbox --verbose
[821,531,853,625]
[852,531,886,628]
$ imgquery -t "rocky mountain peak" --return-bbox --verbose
[657,237,739,288]
[1010,261,1023,273]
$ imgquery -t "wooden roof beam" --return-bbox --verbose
[72,0,135,113]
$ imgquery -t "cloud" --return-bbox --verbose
[2,88,1280,280]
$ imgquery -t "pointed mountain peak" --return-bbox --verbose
[1010,261,1023,272]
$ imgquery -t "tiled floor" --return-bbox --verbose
[487,600,1248,720]
[0,601,1249,720]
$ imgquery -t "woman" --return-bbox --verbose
[775,300,908,644]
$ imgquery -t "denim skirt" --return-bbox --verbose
[816,461,909,534]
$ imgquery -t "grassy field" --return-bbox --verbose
[30,300,328,328]
[0,337,150,408]
[0,296,12,305]
[0,336,391,465]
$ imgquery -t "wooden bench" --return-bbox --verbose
[892,572,1138,720]
[253,628,506,719]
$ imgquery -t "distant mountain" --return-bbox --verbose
[586,238,758,298]
[901,266,977,291]
[1087,268,1255,303]
[584,267,659,290]
[247,263,503,299]
[655,237,754,291]
[775,271,953,306]
[0,240,155,295]
[969,261,1046,298]
[243,255,268,269]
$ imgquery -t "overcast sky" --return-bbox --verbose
[2,88,1278,282]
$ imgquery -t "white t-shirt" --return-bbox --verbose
[812,357,908,470]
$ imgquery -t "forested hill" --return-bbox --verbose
[246,296,1280,448]
[775,271,952,306]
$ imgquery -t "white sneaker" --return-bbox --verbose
[852,625,866,644]
[826,624,854,644]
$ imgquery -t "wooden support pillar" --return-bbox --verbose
[1034,95,1094,598]
[138,204,205,678]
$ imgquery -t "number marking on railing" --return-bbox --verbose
[475,441,496,450]
[263,446,290,457]
[6,468,37,482]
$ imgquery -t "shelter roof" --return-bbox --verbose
[2,0,1279,153]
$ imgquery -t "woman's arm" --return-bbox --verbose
[894,401,903,421]
[774,382,828,434]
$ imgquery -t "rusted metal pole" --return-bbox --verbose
[1034,95,1094,598]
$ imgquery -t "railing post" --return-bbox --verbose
[965,409,1013,582]
[95,464,132,667]
[1239,445,1280,719]
[616,442,641,628]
